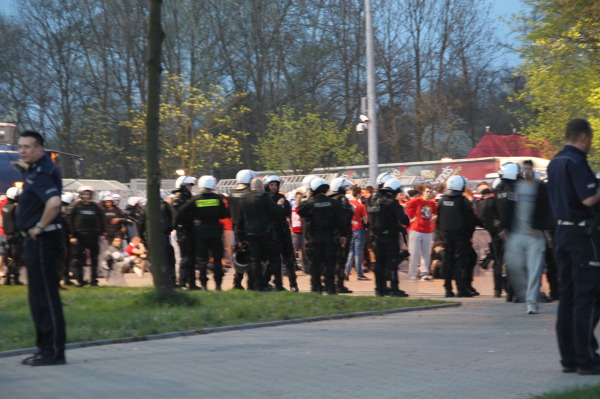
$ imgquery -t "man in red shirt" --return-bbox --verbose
[344,186,368,280]
[405,184,437,281]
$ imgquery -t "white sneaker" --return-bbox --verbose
[133,266,143,277]
[527,304,539,314]
[421,276,433,281]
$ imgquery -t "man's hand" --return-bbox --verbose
[28,226,43,240]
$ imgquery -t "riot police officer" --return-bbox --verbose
[2,186,23,285]
[176,176,227,290]
[171,175,197,289]
[264,174,298,291]
[102,195,126,243]
[70,186,104,287]
[229,169,257,290]
[298,178,347,294]
[547,118,600,375]
[367,178,409,297]
[436,175,481,298]
[328,176,354,294]
[60,192,75,285]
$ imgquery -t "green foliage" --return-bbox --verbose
[121,72,250,176]
[0,286,442,351]
[256,107,363,174]
[514,0,600,162]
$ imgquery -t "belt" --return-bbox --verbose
[19,224,63,237]
[557,219,586,227]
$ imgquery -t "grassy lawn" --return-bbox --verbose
[530,385,600,399]
[0,286,445,352]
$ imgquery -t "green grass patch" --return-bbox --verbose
[0,286,445,351]
[530,384,600,399]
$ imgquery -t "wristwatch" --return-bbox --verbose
[35,222,44,230]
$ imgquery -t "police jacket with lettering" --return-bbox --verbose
[298,193,347,243]
[103,206,125,236]
[176,190,228,239]
[366,190,409,237]
[71,201,105,233]
[437,191,480,232]
[238,191,282,238]
[329,192,354,237]
[1,201,18,236]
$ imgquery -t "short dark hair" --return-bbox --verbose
[351,185,361,197]
[523,159,533,167]
[19,130,45,147]
[565,119,592,142]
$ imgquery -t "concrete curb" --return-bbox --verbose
[0,302,460,359]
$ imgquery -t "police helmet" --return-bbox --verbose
[102,195,114,202]
[264,174,281,187]
[447,175,467,192]
[111,193,121,205]
[198,175,218,190]
[127,196,143,207]
[498,162,520,181]
[301,174,317,188]
[491,178,502,189]
[61,192,75,205]
[330,177,352,193]
[236,169,257,185]
[175,175,197,189]
[376,173,393,187]
[6,186,22,200]
[98,190,112,199]
[233,247,250,273]
[309,177,329,193]
[382,178,402,194]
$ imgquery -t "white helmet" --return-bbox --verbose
[6,186,22,200]
[198,175,218,190]
[98,190,111,199]
[175,175,197,189]
[61,192,75,205]
[309,177,329,193]
[77,185,95,193]
[498,162,520,181]
[301,174,317,187]
[263,174,281,186]
[376,173,393,187]
[382,178,402,193]
[111,193,121,204]
[102,195,114,202]
[447,175,467,191]
[236,169,257,185]
[127,196,143,207]
[330,177,352,193]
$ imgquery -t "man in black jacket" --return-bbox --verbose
[367,178,409,297]
[299,178,347,294]
[176,176,228,290]
[238,177,283,291]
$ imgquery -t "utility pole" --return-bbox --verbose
[365,0,379,187]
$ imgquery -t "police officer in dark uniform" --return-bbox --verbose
[367,178,410,297]
[436,175,481,298]
[328,177,354,294]
[70,185,104,287]
[298,177,347,294]
[548,118,600,375]
[263,175,298,291]
[176,176,228,290]
[59,192,76,286]
[171,175,197,289]
[238,177,283,291]
[2,186,24,285]
[229,169,256,290]
[15,130,66,366]
[102,195,126,243]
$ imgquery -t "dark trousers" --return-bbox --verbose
[442,230,471,293]
[177,230,196,288]
[195,236,224,288]
[164,237,176,288]
[554,226,600,369]
[281,228,298,289]
[24,230,66,356]
[246,235,279,291]
[489,233,504,293]
[4,236,23,284]
[306,240,336,293]
[373,234,401,295]
[74,231,100,285]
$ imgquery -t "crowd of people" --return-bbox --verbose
[0,159,557,305]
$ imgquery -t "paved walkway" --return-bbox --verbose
[2,271,598,398]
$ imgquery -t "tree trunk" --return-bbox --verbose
[146,0,171,296]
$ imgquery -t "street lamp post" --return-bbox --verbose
[365,0,379,187]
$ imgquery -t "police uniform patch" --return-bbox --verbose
[196,199,219,207]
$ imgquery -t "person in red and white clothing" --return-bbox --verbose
[405,184,437,281]
[345,186,368,280]
[290,189,306,273]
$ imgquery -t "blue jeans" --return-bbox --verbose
[345,229,365,276]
